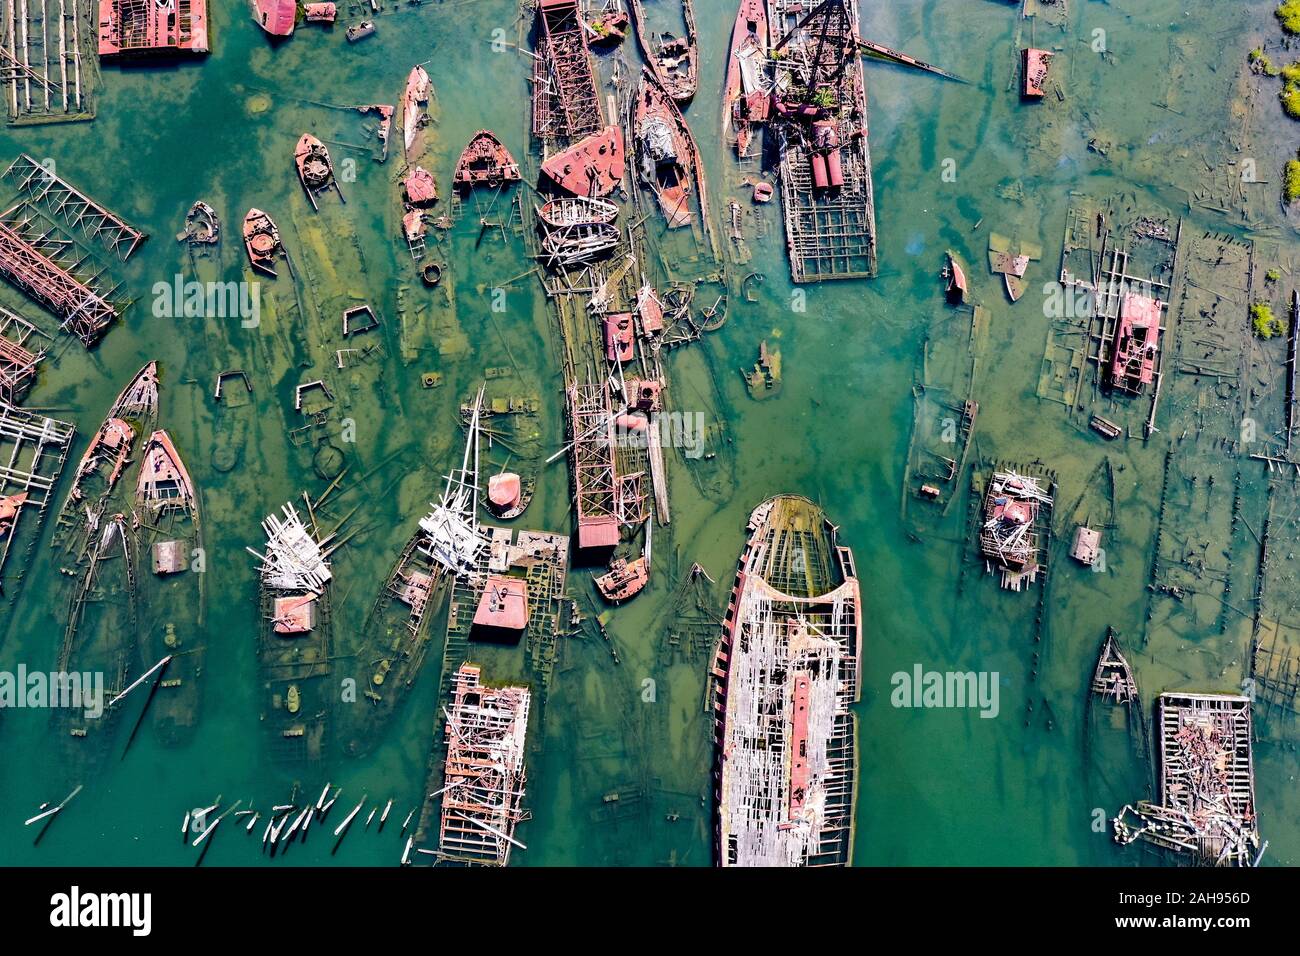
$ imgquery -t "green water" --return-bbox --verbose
[1,0,1298,867]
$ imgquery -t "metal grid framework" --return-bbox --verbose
[0,201,117,344]
[531,0,602,146]
[770,0,878,282]
[567,380,619,533]
[1114,693,1259,866]
[437,663,531,866]
[5,153,146,259]
[1,0,95,124]
[0,304,44,403]
[0,399,72,594]
[98,0,207,55]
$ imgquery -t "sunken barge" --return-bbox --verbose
[1113,693,1260,866]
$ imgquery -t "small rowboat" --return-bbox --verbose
[540,222,619,268]
[243,208,282,276]
[538,196,619,229]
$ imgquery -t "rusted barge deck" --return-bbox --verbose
[531,0,603,147]
[770,0,877,282]
[710,495,862,866]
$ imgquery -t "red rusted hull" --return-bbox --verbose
[254,0,296,36]
[723,0,768,154]
[453,131,522,190]
[243,208,281,276]
[540,126,626,197]
[98,0,210,56]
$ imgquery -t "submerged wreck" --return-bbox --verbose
[978,470,1054,592]
[248,502,338,762]
[711,495,862,866]
[435,663,531,866]
[1113,693,1261,867]
[629,0,698,103]
[133,430,203,745]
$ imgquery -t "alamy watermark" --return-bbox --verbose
[0,666,104,718]
[614,410,706,460]
[890,664,1000,719]
[152,274,261,328]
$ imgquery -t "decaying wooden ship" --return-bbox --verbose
[248,501,338,763]
[54,513,136,764]
[710,495,862,866]
[452,130,521,191]
[433,663,531,866]
[132,430,204,746]
[52,361,160,558]
[1113,693,1261,867]
[977,469,1054,592]
[629,0,698,103]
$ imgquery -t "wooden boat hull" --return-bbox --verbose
[134,430,203,746]
[339,530,446,756]
[711,495,862,867]
[538,196,619,229]
[54,515,137,772]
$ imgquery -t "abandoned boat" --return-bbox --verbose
[540,221,620,268]
[538,195,619,229]
[177,201,219,245]
[253,0,296,37]
[629,0,698,103]
[452,131,522,191]
[133,430,203,745]
[595,555,649,603]
[722,0,770,157]
[294,133,339,209]
[242,208,282,276]
[248,502,338,763]
[52,362,160,556]
[539,126,626,197]
[711,495,862,867]
[401,65,432,160]
[634,71,700,229]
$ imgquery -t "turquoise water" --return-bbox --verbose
[1,0,1298,867]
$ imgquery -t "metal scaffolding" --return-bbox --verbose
[436,663,531,866]
[0,399,72,595]
[5,153,146,259]
[531,0,602,146]
[0,304,45,403]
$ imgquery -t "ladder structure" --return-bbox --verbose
[0,0,96,124]
[5,153,146,259]
[0,399,72,596]
[0,304,45,403]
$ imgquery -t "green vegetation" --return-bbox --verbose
[1252,301,1288,339]
[1285,154,1300,203]
[811,87,836,109]
[1267,268,1282,282]
[1282,81,1300,118]
[1250,48,1282,76]
[1279,1,1300,34]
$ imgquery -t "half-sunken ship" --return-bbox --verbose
[710,495,863,866]
[248,501,338,763]
[132,430,204,745]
